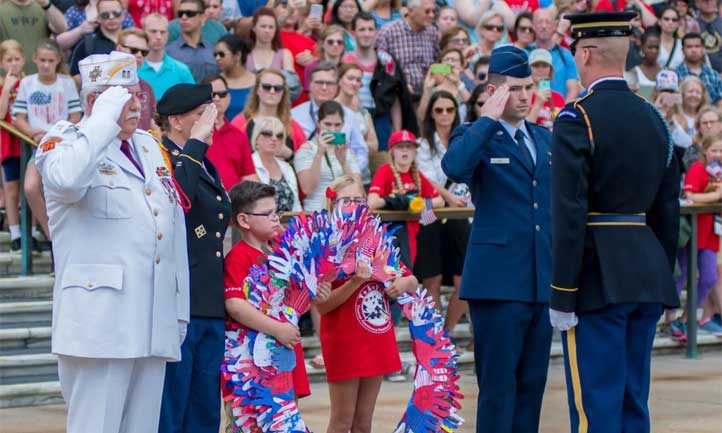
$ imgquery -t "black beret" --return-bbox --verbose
[157,83,213,116]
[565,12,638,41]
[488,46,531,78]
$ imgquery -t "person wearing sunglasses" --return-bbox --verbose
[57,0,136,51]
[442,45,553,433]
[68,0,126,79]
[203,75,259,194]
[156,83,232,433]
[512,11,535,51]
[116,28,158,131]
[414,90,471,344]
[656,6,685,70]
[231,69,306,161]
[250,116,302,212]
[166,0,219,82]
[466,10,506,68]
[166,0,227,46]
[214,33,255,121]
[302,25,347,91]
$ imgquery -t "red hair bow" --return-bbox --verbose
[325,187,337,200]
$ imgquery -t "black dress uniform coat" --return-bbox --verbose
[163,136,231,319]
[550,79,681,313]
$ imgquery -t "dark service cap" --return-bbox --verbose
[488,45,531,78]
[157,83,213,116]
[564,12,638,41]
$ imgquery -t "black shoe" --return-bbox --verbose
[31,237,42,253]
[10,238,20,252]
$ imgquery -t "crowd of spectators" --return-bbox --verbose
[1,0,721,343]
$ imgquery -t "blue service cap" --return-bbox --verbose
[488,46,531,78]
[157,83,213,116]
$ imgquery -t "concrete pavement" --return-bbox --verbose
[1,351,720,433]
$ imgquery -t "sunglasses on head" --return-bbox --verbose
[99,9,123,19]
[260,83,284,93]
[434,106,456,114]
[122,45,149,57]
[483,24,504,32]
[178,9,202,18]
[212,90,228,98]
[260,130,284,139]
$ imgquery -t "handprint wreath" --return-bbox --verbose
[221,206,464,433]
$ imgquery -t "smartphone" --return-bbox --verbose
[309,3,323,19]
[323,131,346,145]
[538,79,551,93]
[430,63,452,75]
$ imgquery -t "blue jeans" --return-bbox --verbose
[158,317,225,433]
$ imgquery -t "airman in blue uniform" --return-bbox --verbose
[549,12,680,433]
[441,45,553,433]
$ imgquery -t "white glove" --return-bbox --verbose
[178,321,188,345]
[91,86,132,125]
[550,308,578,331]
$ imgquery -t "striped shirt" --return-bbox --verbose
[12,74,82,131]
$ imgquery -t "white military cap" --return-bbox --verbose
[78,51,138,88]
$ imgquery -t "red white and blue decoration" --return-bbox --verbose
[221,206,464,433]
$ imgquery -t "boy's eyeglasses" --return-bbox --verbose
[99,9,123,19]
[334,197,366,206]
[245,210,283,221]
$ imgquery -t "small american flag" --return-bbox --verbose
[419,198,437,226]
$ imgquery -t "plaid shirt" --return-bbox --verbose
[376,18,439,96]
[676,62,722,104]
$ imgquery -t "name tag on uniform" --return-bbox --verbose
[491,158,510,164]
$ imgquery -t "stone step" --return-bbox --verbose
[0,275,54,302]
[0,326,51,356]
[0,231,10,253]
[0,353,58,385]
[0,301,52,329]
[2,332,719,408]
[0,381,63,408]
[0,251,53,277]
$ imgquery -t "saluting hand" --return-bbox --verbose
[479,84,510,121]
[189,104,218,143]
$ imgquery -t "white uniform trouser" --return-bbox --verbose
[58,355,166,433]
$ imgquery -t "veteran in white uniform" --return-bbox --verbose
[34,52,190,433]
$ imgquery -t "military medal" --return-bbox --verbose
[98,161,118,175]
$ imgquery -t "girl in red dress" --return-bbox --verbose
[318,174,419,433]
[0,40,24,250]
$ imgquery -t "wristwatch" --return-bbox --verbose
[41,1,52,10]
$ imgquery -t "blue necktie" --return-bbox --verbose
[514,129,534,169]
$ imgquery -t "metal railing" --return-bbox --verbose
[0,119,719,356]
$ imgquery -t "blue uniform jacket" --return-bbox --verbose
[441,117,552,303]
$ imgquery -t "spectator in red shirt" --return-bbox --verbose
[277,2,318,105]
[316,174,418,433]
[0,40,24,251]
[674,133,722,335]
[202,75,258,190]
[231,68,307,160]
[222,181,330,430]
[126,0,174,27]
[527,48,565,130]
[367,130,444,267]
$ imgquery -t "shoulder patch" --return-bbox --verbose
[40,137,61,152]
[556,109,577,119]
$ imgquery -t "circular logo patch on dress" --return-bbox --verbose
[354,284,392,334]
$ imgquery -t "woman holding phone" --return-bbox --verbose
[294,100,361,211]
[527,49,565,131]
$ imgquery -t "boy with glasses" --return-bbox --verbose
[167,0,227,46]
